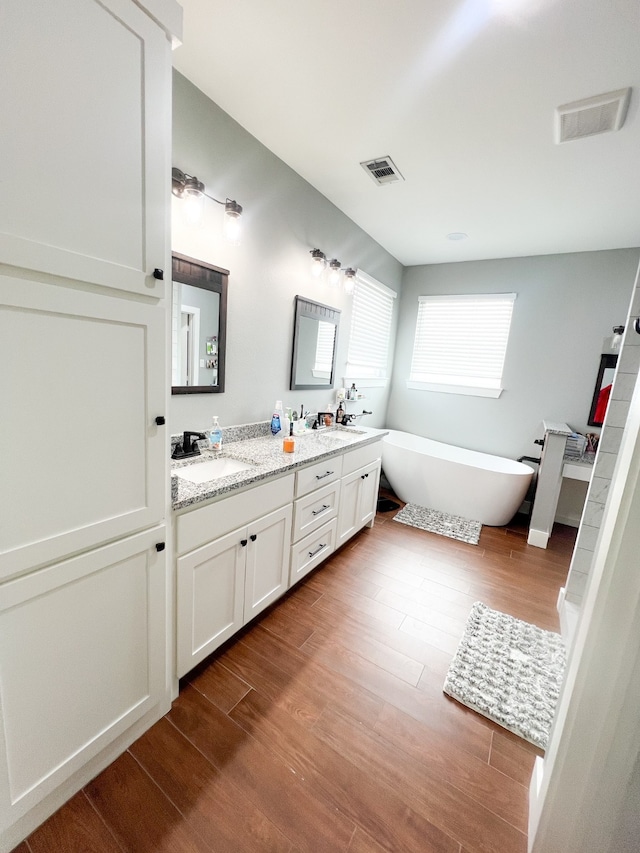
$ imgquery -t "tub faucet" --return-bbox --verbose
[172,431,207,459]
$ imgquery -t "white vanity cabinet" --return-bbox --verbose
[337,444,382,547]
[175,476,294,677]
[289,456,343,586]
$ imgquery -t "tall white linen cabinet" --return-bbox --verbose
[0,1,182,849]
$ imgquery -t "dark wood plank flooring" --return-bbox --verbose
[17,494,576,853]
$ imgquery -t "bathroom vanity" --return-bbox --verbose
[172,426,385,677]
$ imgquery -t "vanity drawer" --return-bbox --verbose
[292,480,340,542]
[289,518,337,586]
[342,440,382,476]
[295,455,343,498]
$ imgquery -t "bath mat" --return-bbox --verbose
[392,503,482,545]
[443,602,566,749]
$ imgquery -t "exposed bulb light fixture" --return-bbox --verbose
[308,248,356,296]
[327,258,343,287]
[309,248,327,277]
[611,325,625,349]
[343,268,356,295]
[172,167,243,243]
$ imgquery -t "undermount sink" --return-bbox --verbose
[325,428,366,441]
[173,457,254,484]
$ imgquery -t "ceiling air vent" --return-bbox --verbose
[555,88,631,143]
[360,156,404,185]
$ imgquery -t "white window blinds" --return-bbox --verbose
[346,271,396,379]
[409,293,516,397]
[313,320,335,378]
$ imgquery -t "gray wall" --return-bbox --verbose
[170,71,403,435]
[387,250,640,461]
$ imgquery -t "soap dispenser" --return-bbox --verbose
[271,401,284,437]
[209,416,222,452]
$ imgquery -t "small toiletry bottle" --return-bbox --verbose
[349,382,357,400]
[209,416,222,452]
[336,402,345,424]
[283,421,295,453]
[271,401,283,436]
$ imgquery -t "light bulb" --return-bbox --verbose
[182,176,205,226]
[310,249,327,277]
[328,259,342,288]
[343,268,356,295]
[223,200,243,244]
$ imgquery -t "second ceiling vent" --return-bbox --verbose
[360,156,405,185]
[555,88,631,143]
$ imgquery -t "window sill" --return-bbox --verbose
[342,377,387,389]
[406,380,503,398]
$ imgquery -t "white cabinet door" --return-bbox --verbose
[176,528,246,678]
[337,460,381,547]
[0,278,166,581]
[244,505,293,622]
[0,526,167,834]
[0,0,171,297]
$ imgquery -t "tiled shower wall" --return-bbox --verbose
[564,259,640,605]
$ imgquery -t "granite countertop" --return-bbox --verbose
[171,425,388,511]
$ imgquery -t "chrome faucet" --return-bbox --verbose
[172,431,207,459]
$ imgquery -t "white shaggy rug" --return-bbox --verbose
[393,503,482,545]
[443,602,566,749]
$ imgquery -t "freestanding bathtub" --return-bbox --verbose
[382,430,533,526]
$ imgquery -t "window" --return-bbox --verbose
[346,271,397,383]
[408,292,516,398]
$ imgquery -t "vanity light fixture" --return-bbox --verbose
[343,267,357,295]
[310,248,327,277]
[327,258,343,288]
[309,248,355,295]
[611,325,625,349]
[172,167,243,244]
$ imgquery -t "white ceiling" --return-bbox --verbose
[173,0,640,267]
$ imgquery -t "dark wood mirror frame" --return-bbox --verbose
[171,252,228,395]
[588,353,617,426]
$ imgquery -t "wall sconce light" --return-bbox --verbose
[611,325,625,349]
[309,249,327,277]
[343,267,357,295]
[172,167,243,244]
[327,258,343,288]
[309,248,356,295]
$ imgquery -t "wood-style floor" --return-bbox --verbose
[14,495,576,853]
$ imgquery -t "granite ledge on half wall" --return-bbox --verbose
[170,421,388,512]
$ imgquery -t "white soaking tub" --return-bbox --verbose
[382,430,533,526]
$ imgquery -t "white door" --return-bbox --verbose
[0,0,170,297]
[0,277,166,580]
[176,528,246,678]
[244,505,293,622]
[0,526,167,833]
[337,461,381,547]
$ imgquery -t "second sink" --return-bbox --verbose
[174,457,254,484]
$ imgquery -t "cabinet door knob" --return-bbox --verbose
[155,542,165,552]
[240,539,248,547]
[153,268,164,280]
[155,416,166,426]
[250,534,257,542]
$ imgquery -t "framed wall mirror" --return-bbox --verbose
[588,353,617,426]
[290,296,340,390]
[171,252,227,394]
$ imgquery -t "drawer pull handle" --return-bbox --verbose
[308,543,327,558]
[312,504,330,516]
[315,470,334,480]
[240,539,248,547]
[250,534,257,542]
